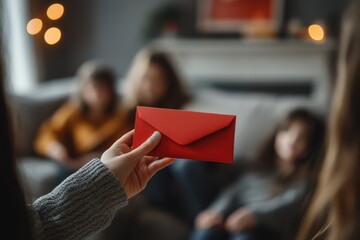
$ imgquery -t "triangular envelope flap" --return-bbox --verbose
[137,106,235,145]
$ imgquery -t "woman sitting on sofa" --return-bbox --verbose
[122,47,192,217]
[190,107,325,240]
[34,60,132,174]
[122,47,191,117]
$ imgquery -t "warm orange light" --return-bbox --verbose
[27,18,43,35]
[47,3,64,20]
[44,27,61,45]
[308,24,325,41]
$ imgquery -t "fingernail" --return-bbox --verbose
[150,131,161,141]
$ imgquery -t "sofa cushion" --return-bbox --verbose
[10,94,68,157]
[184,88,328,162]
[17,157,64,202]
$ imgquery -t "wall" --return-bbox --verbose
[35,0,180,81]
[31,0,351,81]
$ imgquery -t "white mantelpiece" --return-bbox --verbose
[148,38,336,108]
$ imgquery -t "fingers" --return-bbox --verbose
[119,144,131,154]
[225,217,236,232]
[195,213,210,229]
[143,156,159,165]
[128,131,161,159]
[195,211,222,229]
[148,158,174,177]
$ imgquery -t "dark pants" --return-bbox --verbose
[142,165,186,219]
[143,159,242,223]
[190,227,282,240]
[170,160,222,221]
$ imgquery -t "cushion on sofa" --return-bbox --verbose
[184,88,328,162]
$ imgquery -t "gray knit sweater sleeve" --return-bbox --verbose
[30,159,128,240]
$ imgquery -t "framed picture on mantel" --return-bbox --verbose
[197,0,283,38]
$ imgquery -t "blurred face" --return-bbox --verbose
[82,81,112,112]
[275,120,310,164]
[138,63,168,106]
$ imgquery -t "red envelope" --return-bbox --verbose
[133,106,236,163]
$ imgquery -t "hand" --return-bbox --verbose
[101,130,174,198]
[195,210,224,229]
[47,142,81,170]
[47,142,70,162]
[225,208,257,234]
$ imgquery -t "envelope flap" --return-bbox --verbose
[137,106,235,145]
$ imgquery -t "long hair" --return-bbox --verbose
[252,107,325,192]
[253,108,325,178]
[122,48,191,110]
[297,0,360,239]
[0,23,34,240]
[73,59,118,116]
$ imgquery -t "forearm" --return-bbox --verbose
[31,159,128,240]
[208,185,239,216]
[250,183,307,229]
[42,141,84,170]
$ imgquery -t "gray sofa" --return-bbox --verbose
[10,78,329,240]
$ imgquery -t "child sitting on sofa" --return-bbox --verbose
[190,107,325,240]
[34,60,132,174]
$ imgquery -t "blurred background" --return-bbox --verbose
[2,0,351,90]
[1,1,354,240]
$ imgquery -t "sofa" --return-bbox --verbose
[10,77,330,240]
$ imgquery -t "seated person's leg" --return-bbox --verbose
[170,160,223,221]
[251,226,283,240]
[229,232,256,240]
[190,228,229,240]
[230,226,282,240]
[142,166,184,218]
[55,162,76,185]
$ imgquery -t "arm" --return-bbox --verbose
[208,178,243,216]
[30,160,127,240]
[34,103,86,170]
[195,179,242,229]
[249,181,309,231]
[223,181,308,234]
[30,130,174,240]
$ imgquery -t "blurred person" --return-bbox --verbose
[0,31,174,240]
[34,60,132,175]
[122,48,192,218]
[190,108,325,240]
[123,47,229,224]
[297,0,360,239]
[122,48,191,113]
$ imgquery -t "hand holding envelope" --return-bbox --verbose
[133,106,236,163]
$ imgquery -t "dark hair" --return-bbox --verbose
[253,107,325,180]
[75,60,118,115]
[0,33,34,239]
[147,52,191,109]
[123,48,191,110]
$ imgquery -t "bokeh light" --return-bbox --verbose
[47,3,64,20]
[26,18,43,35]
[308,24,325,41]
[44,27,62,45]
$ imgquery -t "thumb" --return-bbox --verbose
[128,131,161,159]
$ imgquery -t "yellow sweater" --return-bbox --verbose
[34,101,133,159]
